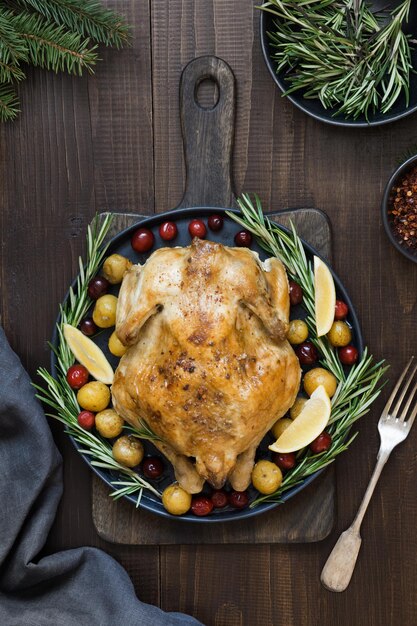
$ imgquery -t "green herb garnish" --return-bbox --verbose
[35,215,161,508]
[227,194,387,507]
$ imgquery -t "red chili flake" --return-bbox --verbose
[389,166,417,252]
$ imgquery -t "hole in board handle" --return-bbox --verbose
[194,77,220,111]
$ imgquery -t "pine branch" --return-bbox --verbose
[0,7,28,64]
[11,11,98,75]
[14,0,130,48]
[0,83,19,121]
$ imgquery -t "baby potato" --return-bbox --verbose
[252,460,283,494]
[112,435,144,468]
[271,417,293,439]
[95,408,124,438]
[108,331,127,357]
[162,483,192,515]
[287,319,309,345]
[327,321,352,347]
[290,396,308,420]
[102,254,132,285]
[303,367,337,398]
[77,381,110,412]
[92,294,118,328]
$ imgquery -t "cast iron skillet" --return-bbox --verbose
[51,57,363,522]
[260,1,417,127]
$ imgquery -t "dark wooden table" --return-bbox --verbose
[1,2,416,625]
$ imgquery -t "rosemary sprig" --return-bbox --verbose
[260,0,414,120]
[36,215,161,507]
[226,194,387,507]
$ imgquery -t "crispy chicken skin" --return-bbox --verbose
[111,238,301,493]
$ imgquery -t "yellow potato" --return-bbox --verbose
[303,367,337,398]
[77,381,110,412]
[112,435,144,468]
[251,460,283,494]
[327,321,352,347]
[162,483,192,515]
[287,319,309,345]
[92,294,118,328]
[290,396,308,420]
[95,408,124,438]
[271,417,293,439]
[108,331,128,357]
[102,254,132,285]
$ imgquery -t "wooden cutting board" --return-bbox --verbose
[91,206,335,544]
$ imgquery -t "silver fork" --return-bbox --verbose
[321,356,417,592]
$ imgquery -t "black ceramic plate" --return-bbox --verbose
[51,207,363,523]
[260,4,417,128]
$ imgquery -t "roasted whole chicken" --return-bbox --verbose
[112,237,301,493]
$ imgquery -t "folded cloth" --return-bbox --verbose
[0,328,203,626]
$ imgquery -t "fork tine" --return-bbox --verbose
[393,362,417,421]
[383,356,415,416]
[400,379,417,425]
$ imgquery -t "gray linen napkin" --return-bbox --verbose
[0,328,203,626]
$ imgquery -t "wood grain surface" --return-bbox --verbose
[91,208,334,545]
[1,1,417,625]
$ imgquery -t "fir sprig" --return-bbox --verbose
[261,0,414,120]
[15,0,130,48]
[0,0,131,121]
[226,194,387,507]
[36,215,161,507]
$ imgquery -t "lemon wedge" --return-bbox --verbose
[314,256,336,337]
[63,324,114,385]
[269,386,331,453]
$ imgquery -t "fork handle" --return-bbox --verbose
[320,528,362,592]
[320,448,390,592]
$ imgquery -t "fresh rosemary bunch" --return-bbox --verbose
[261,0,414,120]
[35,215,161,507]
[227,194,387,507]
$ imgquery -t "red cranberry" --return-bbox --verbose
[131,228,155,253]
[87,276,109,300]
[159,221,178,241]
[208,215,224,231]
[77,410,95,430]
[272,452,296,471]
[211,489,228,508]
[188,219,207,239]
[310,431,332,454]
[191,496,214,516]
[339,345,358,365]
[295,342,319,366]
[229,490,249,509]
[289,281,303,306]
[66,364,89,390]
[334,300,349,320]
[79,317,97,337]
[142,456,164,479]
[234,230,252,247]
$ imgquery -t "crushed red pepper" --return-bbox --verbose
[389,166,417,252]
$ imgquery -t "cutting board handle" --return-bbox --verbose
[176,56,237,209]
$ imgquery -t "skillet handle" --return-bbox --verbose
[176,56,237,209]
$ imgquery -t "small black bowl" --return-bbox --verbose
[381,154,417,262]
[260,3,417,127]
